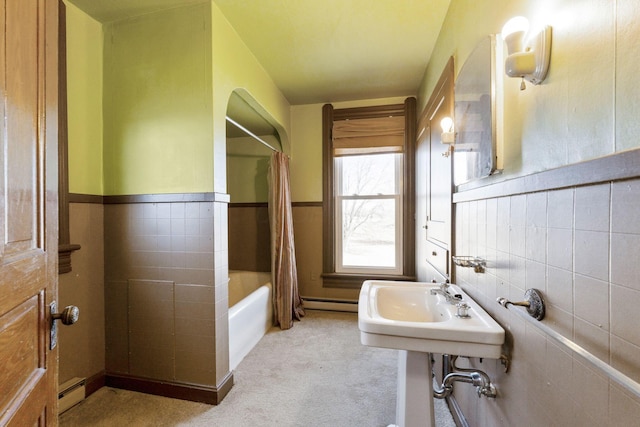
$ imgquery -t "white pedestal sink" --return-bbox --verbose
[395,350,434,427]
[358,280,505,427]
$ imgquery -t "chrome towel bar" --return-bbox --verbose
[498,291,640,400]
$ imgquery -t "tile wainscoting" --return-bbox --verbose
[449,150,640,426]
[101,193,231,404]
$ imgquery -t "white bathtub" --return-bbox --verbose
[228,270,274,370]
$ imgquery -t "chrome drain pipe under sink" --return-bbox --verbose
[433,355,497,399]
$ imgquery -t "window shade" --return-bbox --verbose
[332,115,405,156]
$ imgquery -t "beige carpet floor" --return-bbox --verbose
[59,310,456,427]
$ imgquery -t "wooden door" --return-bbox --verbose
[0,0,59,425]
[422,58,454,280]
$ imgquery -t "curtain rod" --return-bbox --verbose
[225,116,278,152]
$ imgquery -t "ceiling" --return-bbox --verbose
[67,0,206,24]
[213,0,450,105]
[67,0,451,105]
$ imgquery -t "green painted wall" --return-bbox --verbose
[65,2,103,195]
[102,3,213,195]
[71,1,292,196]
[211,3,291,195]
[418,0,640,182]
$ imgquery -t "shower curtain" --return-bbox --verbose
[268,151,305,329]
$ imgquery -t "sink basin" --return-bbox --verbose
[358,280,505,358]
[374,286,452,322]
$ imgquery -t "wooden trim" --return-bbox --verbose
[68,193,104,204]
[418,57,455,282]
[453,147,640,203]
[321,272,417,289]
[215,371,235,403]
[58,0,69,243]
[84,371,106,398]
[292,201,323,207]
[229,202,267,208]
[322,104,335,275]
[322,100,417,284]
[332,103,406,120]
[57,1,81,274]
[403,97,417,278]
[420,57,455,128]
[105,372,234,405]
[102,193,224,204]
[58,243,81,274]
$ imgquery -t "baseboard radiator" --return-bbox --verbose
[302,297,358,313]
[58,377,86,414]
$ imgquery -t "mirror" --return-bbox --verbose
[453,36,499,185]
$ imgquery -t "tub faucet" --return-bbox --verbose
[430,282,463,305]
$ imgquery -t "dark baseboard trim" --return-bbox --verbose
[215,371,234,403]
[105,371,234,405]
[454,147,640,203]
[85,370,106,398]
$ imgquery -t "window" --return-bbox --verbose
[336,150,403,274]
[322,99,416,288]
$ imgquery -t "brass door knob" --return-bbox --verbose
[50,302,79,350]
[52,305,79,325]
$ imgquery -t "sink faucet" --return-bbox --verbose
[430,282,463,305]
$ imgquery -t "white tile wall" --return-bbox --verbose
[574,274,609,330]
[547,227,573,270]
[575,184,610,232]
[611,233,640,291]
[453,177,640,426]
[574,230,609,281]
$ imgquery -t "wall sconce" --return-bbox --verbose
[440,116,455,144]
[501,16,552,90]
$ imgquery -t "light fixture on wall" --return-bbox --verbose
[501,16,552,90]
[440,116,455,157]
[440,116,455,144]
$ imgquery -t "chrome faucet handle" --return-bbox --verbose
[456,302,471,318]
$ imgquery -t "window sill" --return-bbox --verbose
[321,272,417,289]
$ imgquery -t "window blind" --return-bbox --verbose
[332,115,405,156]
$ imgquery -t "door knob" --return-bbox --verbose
[53,305,80,325]
[50,301,79,350]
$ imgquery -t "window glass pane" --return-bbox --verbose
[339,153,398,196]
[341,198,396,268]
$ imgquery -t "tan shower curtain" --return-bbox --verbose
[268,151,305,329]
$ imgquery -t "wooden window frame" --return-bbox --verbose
[322,98,416,288]
[334,153,404,275]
